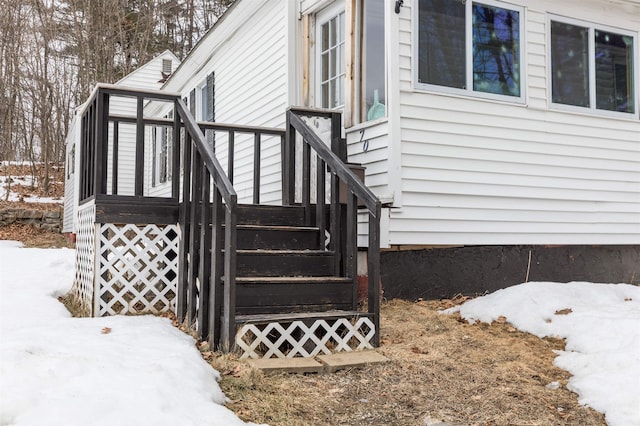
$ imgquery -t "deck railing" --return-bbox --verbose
[77,85,381,350]
[285,108,382,345]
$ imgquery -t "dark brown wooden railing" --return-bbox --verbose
[78,85,180,224]
[285,107,382,345]
[78,85,381,350]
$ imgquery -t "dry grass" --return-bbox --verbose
[193,300,605,426]
[0,223,74,248]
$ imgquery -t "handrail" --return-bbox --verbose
[287,107,381,346]
[288,112,380,217]
[174,98,237,207]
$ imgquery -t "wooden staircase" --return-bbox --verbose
[234,204,356,315]
[74,86,380,359]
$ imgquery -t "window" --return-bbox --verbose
[67,146,75,179]
[317,7,345,109]
[417,0,523,100]
[361,0,386,122]
[550,19,636,114]
[152,113,172,187]
[200,85,208,121]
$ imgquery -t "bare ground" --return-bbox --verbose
[190,299,606,426]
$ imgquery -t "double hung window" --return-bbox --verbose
[417,0,523,101]
[550,18,635,115]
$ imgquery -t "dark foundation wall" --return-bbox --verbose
[380,245,640,300]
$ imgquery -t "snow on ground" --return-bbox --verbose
[0,241,259,426]
[0,176,63,204]
[444,281,640,426]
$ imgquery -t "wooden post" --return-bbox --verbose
[302,139,310,225]
[253,132,260,204]
[111,120,119,195]
[171,108,181,200]
[209,190,224,348]
[368,204,381,346]
[187,152,202,326]
[176,132,192,323]
[330,112,345,161]
[283,112,296,205]
[221,201,237,352]
[197,166,212,340]
[316,156,326,250]
[95,91,109,197]
[330,171,341,275]
[346,191,357,309]
[134,96,145,196]
[227,132,235,184]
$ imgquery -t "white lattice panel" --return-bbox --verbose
[97,223,178,316]
[236,317,375,359]
[71,203,96,316]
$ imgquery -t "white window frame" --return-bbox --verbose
[547,15,639,119]
[152,125,171,188]
[197,80,208,121]
[414,0,526,104]
[315,2,346,110]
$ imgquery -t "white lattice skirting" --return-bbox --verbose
[97,223,178,316]
[71,203,179,317]
[72,203,96,316]
[236,317,375,359]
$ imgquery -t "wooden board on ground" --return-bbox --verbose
[317,350,389,373]
[246,357,324,374]
[246,350,388,374]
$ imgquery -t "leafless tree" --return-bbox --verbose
[0,0,232,194]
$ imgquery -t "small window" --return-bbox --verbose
[67,146,75,179]
[200,85,208,121]
[152,124,172,187]
[417,0,523,100]
[550,19,636,115]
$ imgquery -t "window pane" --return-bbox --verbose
[551,21,589,107]
[418,0,465,89]
[322,82,329,108]
[201,86,207,120]
[472,4,520,96]
[322,22,328,51]
[362,0,386,121]
[595,30,635,113]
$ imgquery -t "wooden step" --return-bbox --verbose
[236,204,306,226]
[236,249,334,277]
[236,310,372,325]
[236,225,320,250]
[235,276,354,315]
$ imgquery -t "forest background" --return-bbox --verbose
[0,0,233,193]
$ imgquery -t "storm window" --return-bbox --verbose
[417,0,523,100]
[551,19,635,114]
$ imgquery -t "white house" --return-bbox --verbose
[67,0,640,297]
[63,50,180,234]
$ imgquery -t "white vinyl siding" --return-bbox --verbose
[106,51,179,198]
[62,115,80,233]
[159,0,289,204]
[389,0,640,246]
[346,120,392,203]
